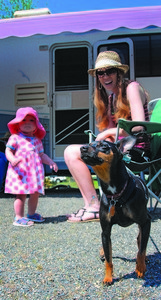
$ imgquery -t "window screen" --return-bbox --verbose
[55,47,88,91]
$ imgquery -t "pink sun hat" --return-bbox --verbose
[7,107,46,139]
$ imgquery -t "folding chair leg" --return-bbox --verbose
[147,169,161,211]
[149,195,153,212]
[96,177,103,200]
[148,189,161,212]
[153,201,158,212]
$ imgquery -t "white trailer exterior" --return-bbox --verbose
[0,6,161,173]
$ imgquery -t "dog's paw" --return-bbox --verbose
[103,261,113,285]
[103,276,113,285]
[136,252,146,278]
[136,268,146,278]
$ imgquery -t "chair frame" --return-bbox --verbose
[115,118,161,211]
[85,116,161,210]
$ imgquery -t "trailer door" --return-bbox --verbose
[52,45,92,169]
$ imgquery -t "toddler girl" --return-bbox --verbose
[5,107,58,227]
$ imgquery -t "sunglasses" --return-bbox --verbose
[96,68,117,77]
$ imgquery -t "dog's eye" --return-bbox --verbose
[99,141,104,147]
[101,145,107,150]
[99,141,106,147]
[99,141,111,152]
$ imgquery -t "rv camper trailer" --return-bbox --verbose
[0,6,161,173]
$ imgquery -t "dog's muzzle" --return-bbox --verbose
[80,144,104,166]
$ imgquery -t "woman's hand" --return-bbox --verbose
[96,130,115,142]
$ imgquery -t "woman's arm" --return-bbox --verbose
[126,81,147,132]
[126,81,146,121]
[96,81,147,141]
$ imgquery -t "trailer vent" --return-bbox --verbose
[14,8,51,18]
[15,83,47,106]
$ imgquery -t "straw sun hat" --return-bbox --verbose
[88,51,129,76]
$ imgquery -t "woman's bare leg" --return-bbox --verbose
[64,144,100,221]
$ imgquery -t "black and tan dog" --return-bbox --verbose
[80,136,151,285]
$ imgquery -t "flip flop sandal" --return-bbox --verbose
[69,208,86,218]
[27,213,45,223]
[13,217,34,227]
[67,208,99,223]
[66,208,86,218]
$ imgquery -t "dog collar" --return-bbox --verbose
[106,180,128,201]
[105,180,128,221]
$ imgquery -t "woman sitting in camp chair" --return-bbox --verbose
[64,50,151,222]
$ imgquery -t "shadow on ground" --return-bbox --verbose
[109,252,161,287]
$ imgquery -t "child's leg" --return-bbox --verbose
[27,192,44,222]
[14,194,27,220]
[28,192,39,215]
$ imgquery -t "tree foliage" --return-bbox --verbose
[0,0,36,19]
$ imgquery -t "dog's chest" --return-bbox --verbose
[101,192,134,225]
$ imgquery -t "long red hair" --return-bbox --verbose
[94,70,131,131]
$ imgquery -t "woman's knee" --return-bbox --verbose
[64,144,81,162]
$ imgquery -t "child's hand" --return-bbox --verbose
[50,162,58,172]
[10,157,21,167]
[40,153,58,172]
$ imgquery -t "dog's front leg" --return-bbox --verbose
[101,224,113,285]
[136,217,151,278]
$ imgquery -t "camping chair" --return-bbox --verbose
[84,99,161,209]
[115,110,161,211]
[148,99,161,209]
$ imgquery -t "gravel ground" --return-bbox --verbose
[0,188,161,300]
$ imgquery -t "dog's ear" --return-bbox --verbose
[116,136,136,154]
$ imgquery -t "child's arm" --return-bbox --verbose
[40,153,58,172]
[5,147,21,167]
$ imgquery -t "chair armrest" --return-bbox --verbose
[118,118,161,135]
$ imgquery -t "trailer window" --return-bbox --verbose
[109,34,161,77]
[131,35,150,77]
[151,35,161,76]
[55,47,88,91]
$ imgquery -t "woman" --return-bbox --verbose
[64,51,150,222]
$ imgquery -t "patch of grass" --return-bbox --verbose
[45,175,99,190]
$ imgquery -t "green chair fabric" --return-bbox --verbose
[117,100,161,200]
[149,100,161,191]
[150,100,161,159]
